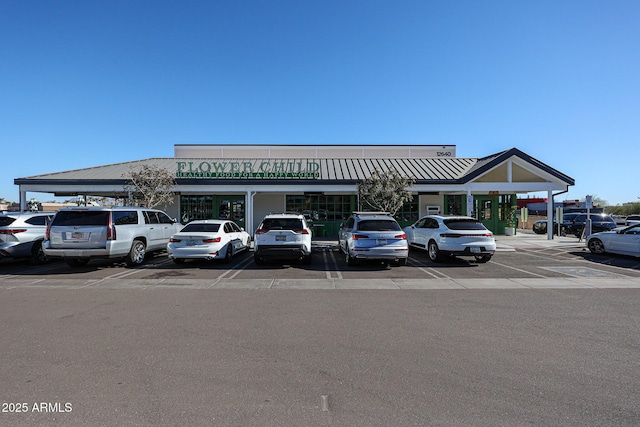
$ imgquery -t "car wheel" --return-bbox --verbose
[302,254,312,265]
[428,241,441,262]
[223,245,233,263]
[393,258,407,266]
[125,239,146,267]
[30,240,49,265]
[172,258,185,264]
[474,254,492,263]
[66,258,89,267]
[588,238,606,255]
[345,250,356,266]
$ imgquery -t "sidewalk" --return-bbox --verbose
[495,229,586,251]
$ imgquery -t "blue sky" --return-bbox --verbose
[1,1,638,206]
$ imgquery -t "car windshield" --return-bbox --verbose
[443,219,488,230]
[262,219,304,230]
[182,223,221,233]
[357,220,401,231]
[53,211,110,226]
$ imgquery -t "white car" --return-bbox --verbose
[625,215,640,226]
[253,213,312,264]
[586,224,640,257]
[403,215,496,263]
[167,220,250,264]
[45,207,183,267]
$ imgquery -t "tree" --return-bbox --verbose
[122,164,176,208]
[357,169,415,215]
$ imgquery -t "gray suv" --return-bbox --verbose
[338,212,409,266]
[44,207,182,267]
[0,211,55,264]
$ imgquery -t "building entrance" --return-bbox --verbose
[474,194,516,235]
[180,195,246,229]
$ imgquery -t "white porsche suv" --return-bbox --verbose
[253,213,312,265]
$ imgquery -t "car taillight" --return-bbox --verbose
[169,238,181,243]
[440,233,493,238]
[255,229,268,234]
[45,224,51,240]
[395,233,407,240]
[0,229,27,234]
[203,237,221,243]
[353,234,369,240]
[107,214,116,241]
[294,229,309,234]
[440,233,461,238]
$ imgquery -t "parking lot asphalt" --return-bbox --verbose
[2,231,639,426]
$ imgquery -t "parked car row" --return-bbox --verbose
[4,207,636,267]
[532,213,617,237]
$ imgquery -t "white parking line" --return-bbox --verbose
[322,249,342,279]
[407,257,450,279]
[222,256,254,280]
[489,259,548,278]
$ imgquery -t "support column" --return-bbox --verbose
[246,190,256,236]
[19,188,27,211]
[547,189,554,240]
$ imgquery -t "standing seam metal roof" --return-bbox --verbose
[14,149,574,186]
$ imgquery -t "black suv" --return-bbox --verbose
[532,213,580,235]
[565,213,617,237]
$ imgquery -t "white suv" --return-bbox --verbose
[0,211,55,264]
[253,213,312,265]
[44,207,182,267]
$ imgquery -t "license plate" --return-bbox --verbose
[71,232,84,240]
[376,239,387,245]
[276,235,286,242]
[471,247,481,253]
[187,239,197,246]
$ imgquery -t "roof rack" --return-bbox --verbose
[267,211,302,215]
[353,211,391,216]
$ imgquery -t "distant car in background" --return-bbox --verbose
[565,213,617,237]
[532,213,580,235]
[625,215,640,226]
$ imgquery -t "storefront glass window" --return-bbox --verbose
[286,194,352,222]
[445,195,464,215]
[180,195,213,223]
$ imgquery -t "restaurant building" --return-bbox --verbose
[14,144,574,236]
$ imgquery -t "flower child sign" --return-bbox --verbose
[176,160,321,179]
